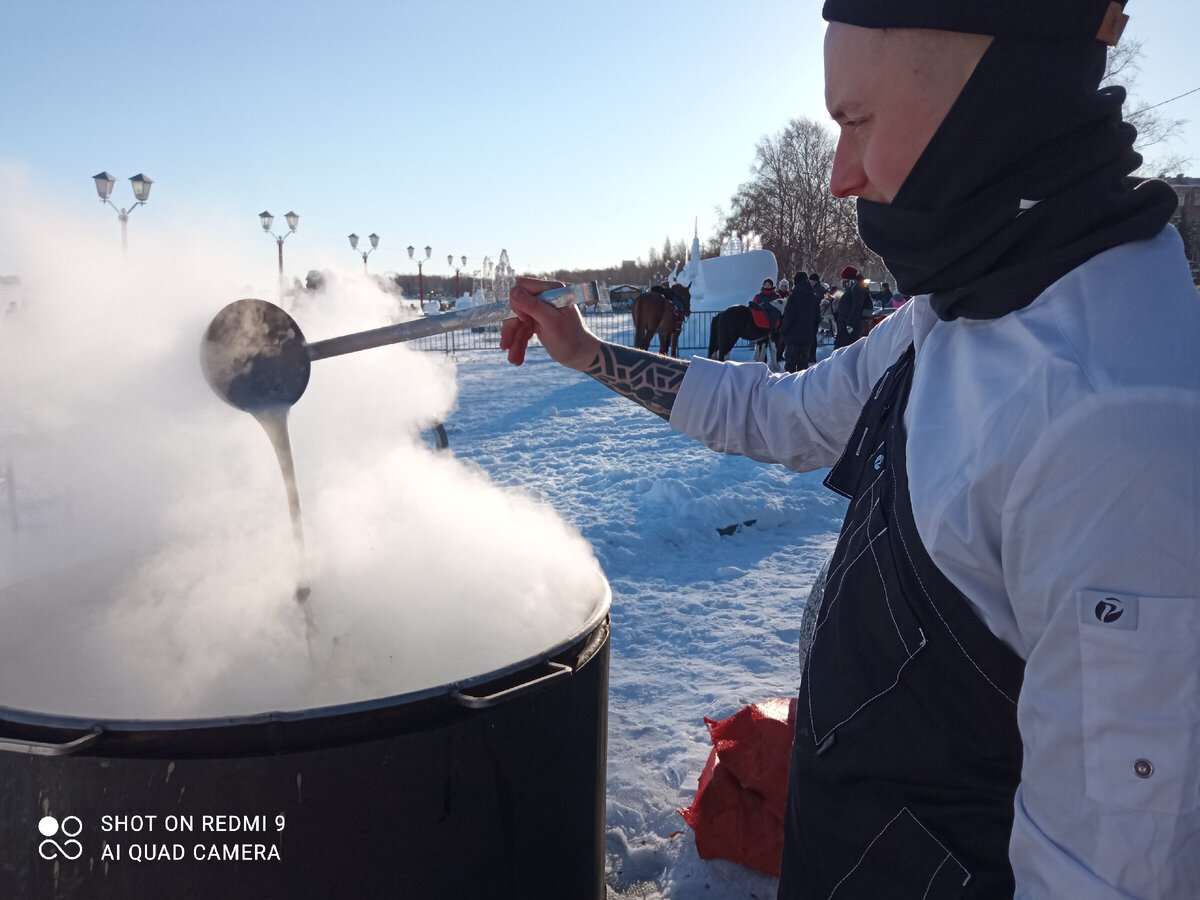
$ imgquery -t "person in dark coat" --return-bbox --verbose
[809,273,830,351]
[781,271,821,372]
[833,265,872,348]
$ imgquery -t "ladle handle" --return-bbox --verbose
[306,281,600,362]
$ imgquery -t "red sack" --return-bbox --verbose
[678,697,797,877]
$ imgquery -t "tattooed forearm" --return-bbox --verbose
[585,342,688,421]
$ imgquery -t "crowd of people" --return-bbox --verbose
[748,266,911,372]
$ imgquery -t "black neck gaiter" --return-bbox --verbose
[855,36,1178,321]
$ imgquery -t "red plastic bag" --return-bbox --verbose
[678,697,797,877]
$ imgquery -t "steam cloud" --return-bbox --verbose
[0,167,607,719]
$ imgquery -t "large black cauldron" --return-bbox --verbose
[0,584,610,900]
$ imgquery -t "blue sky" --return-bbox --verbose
[2,0,1196,281]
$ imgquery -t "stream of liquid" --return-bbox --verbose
[253,406,318,658]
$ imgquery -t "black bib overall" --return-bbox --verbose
[778,346,1025,899]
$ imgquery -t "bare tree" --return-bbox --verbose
[1104,36,1191,175]
[716,118,881,282]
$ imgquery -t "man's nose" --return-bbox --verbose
[829,136,866,199]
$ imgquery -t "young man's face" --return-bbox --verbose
[823,23,990,203]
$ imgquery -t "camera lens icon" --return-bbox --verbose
[38,815,83,861]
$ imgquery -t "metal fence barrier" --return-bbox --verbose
[407,309,730,354]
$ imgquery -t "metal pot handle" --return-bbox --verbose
[452,661,572,710]
[0,727,103,757]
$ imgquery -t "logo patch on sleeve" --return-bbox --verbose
[1080,590,1139,630]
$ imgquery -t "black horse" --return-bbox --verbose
[707,305,779,364]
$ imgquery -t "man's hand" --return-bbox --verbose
[500,277,600,370]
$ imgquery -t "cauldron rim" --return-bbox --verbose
[0,572,610,757]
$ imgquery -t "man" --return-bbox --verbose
[833,265,873,347]
[501,1,1197,896]
[871,279,893,305]
[781,271,821,373]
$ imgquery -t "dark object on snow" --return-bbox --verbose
[716,518,758,536]
[679,697,798,877]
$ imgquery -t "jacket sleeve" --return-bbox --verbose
[668,301,914,471]
[1002,387,1200,897]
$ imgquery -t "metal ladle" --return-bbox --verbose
[200,282,599,412]
[199,283,598,660]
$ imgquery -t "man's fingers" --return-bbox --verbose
[509,278,564,319]
[501,318,534,366]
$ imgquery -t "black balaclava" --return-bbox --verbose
[821,0,1177,321]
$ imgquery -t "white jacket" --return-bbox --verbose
[670,225,1200,898]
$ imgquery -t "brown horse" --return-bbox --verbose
[632,283,692,357]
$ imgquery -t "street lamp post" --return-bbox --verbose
[92,171,153,254]
[260,210,299,288]
[349,233,380,273]
[447,254,467,300]
[407,244,432,307]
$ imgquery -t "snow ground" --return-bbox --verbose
[440,342,844,900]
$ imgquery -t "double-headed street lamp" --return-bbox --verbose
[260,210,299,285]
[407,244,432,306]
[349,233,380,273]
[92,171,153,254]
[447,254,467,299]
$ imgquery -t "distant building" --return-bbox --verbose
[607,284,642,309]
[1164,175,1200,282]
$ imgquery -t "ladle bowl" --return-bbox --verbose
[201,298,311,412]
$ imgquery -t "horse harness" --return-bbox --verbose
[650,285,687,329]
[778,345,1026,899]
[667,292,687,325]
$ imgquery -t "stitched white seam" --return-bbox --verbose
[810,448,919,744]
[824,450,889,592]
[905,808,969,880]
[810,638,920,746]
[922,854,951,900]
[825,808,909,900]
[870,507,913,654]
[823,515,886,614]
[889,457,1018,705]
[826,808,969,900]
[820,487,886,626]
